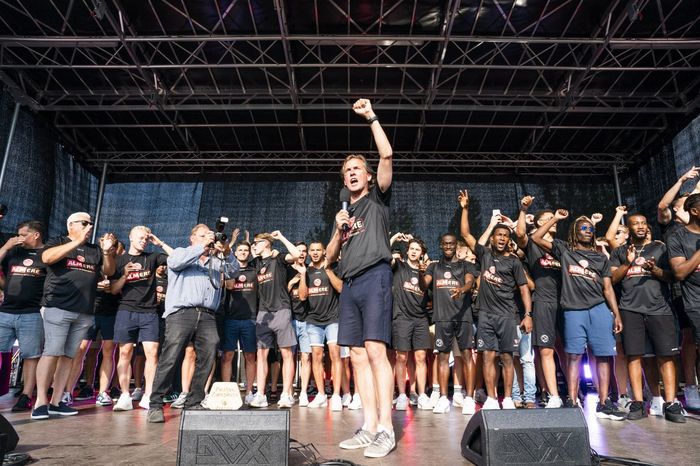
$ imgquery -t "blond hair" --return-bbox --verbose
[129,225,152,237]
[190,223,210,236]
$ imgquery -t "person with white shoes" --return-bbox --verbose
[460,192,532,412]
[286,243,312,407]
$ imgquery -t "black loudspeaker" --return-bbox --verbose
[0,413,19,453]
[461,408,591,466]
[177,410,289,466]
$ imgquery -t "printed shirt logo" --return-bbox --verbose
[66,256,96,273]
[567,259,598,282]
[443,271,452,279]
[482,266,504,286]
[540,335,550,343]
[156,285,164,293]
[435,339,443,348]
[314,278,322,287]
[402,279,423,296]
[538,253,561,270]
[341,216,367,243]
[578,259,588,268]
[76,255,85,263]
[238,274,247,283]
[9,264,45,277]
[22,259,33,266]
[132,262,143,271]
[410,277,419,285]
[126,270,152,282]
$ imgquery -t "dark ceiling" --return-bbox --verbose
[0,0,699,180]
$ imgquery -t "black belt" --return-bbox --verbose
[182,306,216,315]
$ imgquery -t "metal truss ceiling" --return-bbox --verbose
[0,0,699,179]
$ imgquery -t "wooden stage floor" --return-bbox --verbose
[2,392,698,465]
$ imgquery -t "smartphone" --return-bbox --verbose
[492,209,501,217]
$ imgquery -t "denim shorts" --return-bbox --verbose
[292,320,311,353]
[221,318,257,353]
[563,302,617,356]
[306,322,339,347]
[0,312,44,358]
[41,307,94,357]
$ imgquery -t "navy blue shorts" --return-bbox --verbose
[86,314,116,341]
[113,309,160,344]
[222,318,257,353]
[338,262,393,347]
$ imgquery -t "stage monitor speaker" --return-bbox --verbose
[0,413,19,453]
[461,408,591,466]
[177,410,289,466]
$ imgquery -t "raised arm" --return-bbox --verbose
[149,232,174,256]
[658,167,699,224]
[458,190,477,251]
[604,206,627,249]
[478,213,501,246]
[353,99,392,192]
[42,226,92,265]
[271,231,300,262]
[515,196,534,249]
[531,209,568,253]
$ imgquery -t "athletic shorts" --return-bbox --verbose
[671,296,692,329]
[0,312,44,359]
[256,309,296,349]
[620,310,679,357]
[433,320,473,353]
[563,303,617,357]
[338,262,392,347]
[684,307,700,345]
[86,314,116,341]
[476,313,519,353]
[40,307,93,357]
[532,300,561,348]
[307,322,339,347]
[113,309,160,343]
[393,316,431,352]
[292,319,311,353]
[222,318,257,353]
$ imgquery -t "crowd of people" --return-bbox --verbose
[1,99,700,459]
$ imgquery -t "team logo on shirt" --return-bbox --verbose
[238,275,247,282]
[76,255,85,262]
[410,277,419,285]
[22,259,33,266]
[132,262,143,271]
[126,270,151,282]
[341,216,367,243]
[435,339,443,348]
[489,266,496,274]
[578,259,589,269]
[260,267,266,274]
[567,260,598,282]
[314,278,322,287]
[443,271,452,279]
[482,268,504,286]
[634,257,646,265]
[477,339,484,348]
[9,264,45,277]
[539,254,561,270]
[540,335,550,344]
[66,258,96,273]
[156,285,164,293]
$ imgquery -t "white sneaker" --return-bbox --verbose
[409,393,419,406]
[502,397,516,410]
[330,394,343,411]
[545,395,563,409]
[462,396,476,415]
[341,393,352,407]
[453,391,465,408]
[131,387,143,402]
[417,393,432,410]
[61,391,73,406]
[249,393,268,408]
[395,394,408,411]
[649,397,664,416]
[200,394,211,409]
[432,395,451,414]
[298,392,309,407]
[428,390,440,409]
[244,392,256,405]
[482,397,501,410]
[138,396,150,410]
[96,391,113,406]
[616,394,632,413]
[308,394,328,408]
[113,393,133,411]
[277,393,293,408]
[683,385,700,410]
[171,392,188,409]
[348,393,362,410]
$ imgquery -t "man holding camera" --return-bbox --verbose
[147,224,238,423]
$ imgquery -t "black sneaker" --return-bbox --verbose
[109,387,122,400]
[12,394,33,412]
[564,397,581,408]
[147,408,165,423]
[596,398,626,421]
[663,401,687,424]
[74,386,95,401]
[48,401,78,416]
[627,401,646,420]
[162,391,179,403]
[31,404,50,420]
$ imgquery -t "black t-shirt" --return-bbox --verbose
[550,239,611,310]
[667,227,700,312]
[525,240,561,304]
[226,265,258,320]
[305,265,340,325]
[337,185,392,279]
[94,277,119,316]
[392,261,427,320]
[252,255,291,312]
[286,265,309,321]
[0,247,47,314]
[42,236,103,314]
[610,242,671,315]
[112,252,168,313]
[660,219,684,245]
[425,257,477,322]
[475,244,528,316]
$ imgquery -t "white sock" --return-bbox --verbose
[652,396,663,404]
[432,384,440,391]
[377,425,394,435]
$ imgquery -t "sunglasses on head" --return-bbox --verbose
[71,220,93,227]
[579,225,594,233]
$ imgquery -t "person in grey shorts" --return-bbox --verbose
[31,212,116,420]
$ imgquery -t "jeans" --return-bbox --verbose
[512,328,536,403]
[150,309,219,409]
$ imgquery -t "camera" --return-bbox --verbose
[0,204,7,218]
[214,216,228,243]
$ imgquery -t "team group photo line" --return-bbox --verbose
[2,99,700,459]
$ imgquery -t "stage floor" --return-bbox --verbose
[2,392,698,465]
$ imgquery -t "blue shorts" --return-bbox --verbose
[86,314,116,341]
[563,302,617,357]
[307,322,339,347]
[221,318,257,353]
[0,312,44,359]
[113,310,160,344]
[338,262,393,347]
[293,320,311,353]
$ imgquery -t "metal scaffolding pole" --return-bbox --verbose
[91,163,108,243]
[0,103,21,193]
[612,164,625,224]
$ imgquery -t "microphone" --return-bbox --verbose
[339,187,351,232]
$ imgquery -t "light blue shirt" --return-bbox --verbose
[163,244,239,318]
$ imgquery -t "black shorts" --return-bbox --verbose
[685,308,700,346]
[338,262,393,347]
[671,296,693,329]
[113,309,160,344]
[433,320,474,353]
[476,313,519,353]
[392,316,431,352]
[620,310,679,357]
[532,300,561,348]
